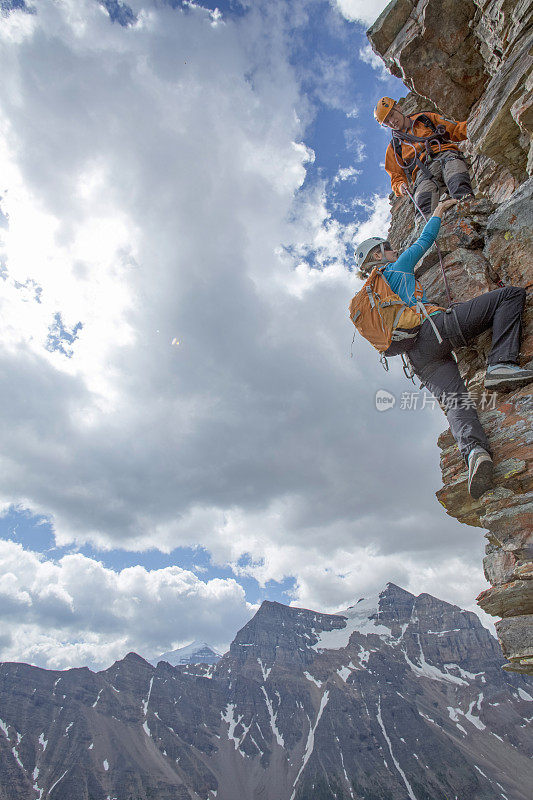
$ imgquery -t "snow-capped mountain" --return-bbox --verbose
[0,584,531,799]
[155,640,222,667]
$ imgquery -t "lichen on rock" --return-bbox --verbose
[367,0,533,673]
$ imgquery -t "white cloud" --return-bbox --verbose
[333,166,361,184]
[350,193,391,243]
[183,1,224,27]
[0,0,491,665]
[344,130,367,162]
[333,0,391,27]
[0,540,253,669]
[299,54,356,112]
[0,534,492,672]
[358,42,390,79]
[287,549,495,634]
[1,0,397,560]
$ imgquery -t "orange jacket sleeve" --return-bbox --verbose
[385,143,408,196]
[430,113,467,142]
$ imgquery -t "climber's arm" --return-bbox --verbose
[391,217,441,275]
[385,143,408,196]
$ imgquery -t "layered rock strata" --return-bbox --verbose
[368,0,533,673]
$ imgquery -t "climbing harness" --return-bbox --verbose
[390,113,451,187]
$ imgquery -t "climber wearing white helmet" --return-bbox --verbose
[351,200,533,500]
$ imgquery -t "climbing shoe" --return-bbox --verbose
[468,447,494,500]
[485,363,533,392]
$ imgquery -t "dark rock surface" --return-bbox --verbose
[368,0,533,673]
[367,0,488,118]
[0,585,532,799]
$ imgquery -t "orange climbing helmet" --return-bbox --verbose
[374,97,396,124]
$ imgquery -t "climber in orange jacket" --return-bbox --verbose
[375,97,474,216]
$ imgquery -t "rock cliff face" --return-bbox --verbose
[0,585,532,800]
[368,0,533,673]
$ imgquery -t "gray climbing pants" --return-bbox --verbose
[414,151,473,216]
[407,287,527,460]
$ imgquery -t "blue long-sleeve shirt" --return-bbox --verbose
[382,216,441,307]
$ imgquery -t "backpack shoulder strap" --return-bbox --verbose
[411,112,437,132]
[367,265,388,283]
[391,134,405,161]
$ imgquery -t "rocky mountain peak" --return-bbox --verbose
[155,640,222,667]
[1,586,531,799]
[106,651,153,675]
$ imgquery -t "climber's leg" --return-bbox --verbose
[408,317,492,461]
[442,153,473,200]
[413,160,443,216]
[441,287,533,391]
[420,358,492,461]
[442,287,526,364]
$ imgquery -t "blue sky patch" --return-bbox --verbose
[98,0,137,26]
[46,313,83,357]
[0,506,295,605]
[1,0,36,14]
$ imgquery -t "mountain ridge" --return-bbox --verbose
[0,583,531,800]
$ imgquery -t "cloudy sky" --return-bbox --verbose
[0,0,492,671]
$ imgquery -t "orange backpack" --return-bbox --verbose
[349,266,443,355]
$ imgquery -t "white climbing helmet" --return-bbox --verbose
[354,237,390,270]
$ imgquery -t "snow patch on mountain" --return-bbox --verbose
[377,697,417,800]
[337,663,356,682]
[155,640,221,667]
[303,671,322,687]
[258,658,271,681]
[403,635,469,686]
[221,703,251,753]
[48,771,68,795]
[311,593,391,651]
[142,677,153,716]
[290,690,330,800]
[261,687,284,747]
